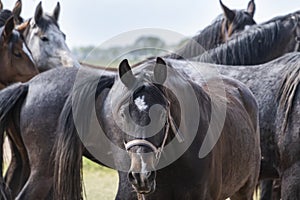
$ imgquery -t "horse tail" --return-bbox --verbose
[53,92,84,200]
[53,75,114,200]
[0,83,29,199]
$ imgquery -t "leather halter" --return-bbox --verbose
[124,117,170,164]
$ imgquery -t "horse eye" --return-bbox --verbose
[13,51,22,58]
[40,35,49,42]
[121,112,125,118]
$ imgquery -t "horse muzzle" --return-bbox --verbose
[128,170,156,194]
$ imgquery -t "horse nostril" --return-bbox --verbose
[148,171,156,182]
[128,171,139,184]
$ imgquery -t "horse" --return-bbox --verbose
[16,2,80,72]
[166,0,256,59]
[53,57,260,200]
[0,15,37,89]
[0,67,114,199]
[171,52,300,200]
[0,0,23,25]
[195,11,300,65]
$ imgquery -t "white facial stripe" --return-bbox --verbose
[134,96,148,111]
[138,152,147,173]
[23,42,34,62]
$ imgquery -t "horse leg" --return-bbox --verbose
[15,160,53,200]
[4,135,25,197]
[15,129,54,200]
[272,180,281,200]
[231,176,258,200]
[259,180,274,200]
[280,161,300,200]
[4,125,30,198]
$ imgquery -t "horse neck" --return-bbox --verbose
[196,21,296,65]
[0,55,11,85]
[168,21,223,59]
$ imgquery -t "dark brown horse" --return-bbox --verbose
[54,57,260,199]
[0,16,37,89]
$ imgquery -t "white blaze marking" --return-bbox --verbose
[23,43,34,62]
[138,152,147,174]
[134,96,148,111]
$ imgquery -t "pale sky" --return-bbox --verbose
[2,0,300,48]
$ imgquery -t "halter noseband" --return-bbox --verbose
[124,118,170,163]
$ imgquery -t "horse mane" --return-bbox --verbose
[276,53,300,133]
[0,10,12,26]
[197,18,291,65]
[168,19,223,59]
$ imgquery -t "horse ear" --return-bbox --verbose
[0,0,3,11]
[2,17,15,42]
[16,20,29,34]
[219,0,235,23]
[13,0,22,18]
[247,0,255,17]
[34,2,43,23]
[52,2,60,22]
[154,57,167,84]
[119,59,136,88]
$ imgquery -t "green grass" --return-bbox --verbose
[82,158,118,200]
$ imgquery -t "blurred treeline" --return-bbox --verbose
[72,36,188,67]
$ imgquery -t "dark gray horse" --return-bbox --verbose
[168,0,256,59]
[54,57,260,200]
[0,67,114,199]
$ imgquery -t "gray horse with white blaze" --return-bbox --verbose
[18,2,80,72]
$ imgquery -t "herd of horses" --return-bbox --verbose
[0,0,299,199]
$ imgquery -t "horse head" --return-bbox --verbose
[17,2,80,72]
[0,16,38,88]
[220,0,256,41]
[111,57,174,194]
